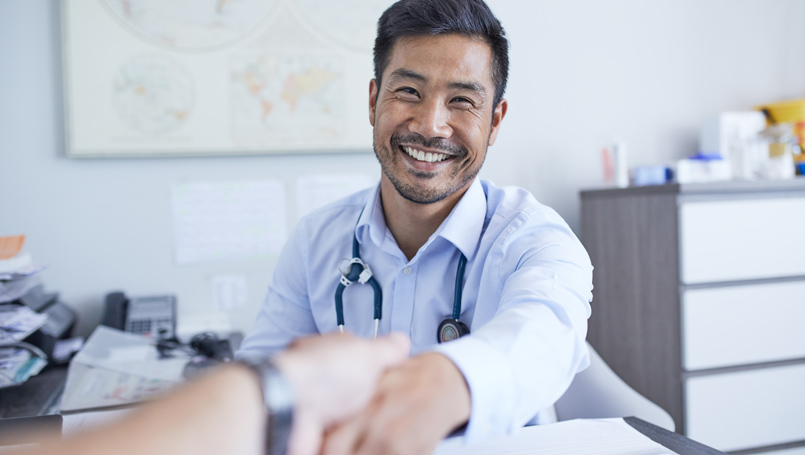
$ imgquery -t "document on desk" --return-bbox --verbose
[435,418,678,455]
[60,327,187,412]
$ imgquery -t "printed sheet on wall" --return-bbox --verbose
[61,0,396,158]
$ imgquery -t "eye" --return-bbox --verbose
[397,87,420,98]
[451,96,474,107]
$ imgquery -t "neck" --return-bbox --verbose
[379,178,471,261]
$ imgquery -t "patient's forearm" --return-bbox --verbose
[21,365,266,455]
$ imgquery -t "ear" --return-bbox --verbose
[369,79,379,127]
[487,98,508,146]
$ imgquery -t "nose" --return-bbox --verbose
[409,98,452,139]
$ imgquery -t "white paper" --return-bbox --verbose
[171,180,287,264]
[0,347,47,388]
[296,174,375,220]
[435,419,676,455]
[60,363,179,412]
[72,327,187,381]
[60,327,188,412]
[0,305,47,342]
[0,253,32,273]
[62,408,134,436]
[0,274,42,304]
[211,274,248,310]
[52,337,84,363]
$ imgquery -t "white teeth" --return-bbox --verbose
[403,146,448,163]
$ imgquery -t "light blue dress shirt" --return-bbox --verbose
[238,178,593,441]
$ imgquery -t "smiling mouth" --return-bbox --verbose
[401,145,452,163]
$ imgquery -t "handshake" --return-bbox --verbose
[22,333,472,455]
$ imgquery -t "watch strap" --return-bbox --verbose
[238,357,295,455]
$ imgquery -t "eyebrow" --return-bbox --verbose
[388,68,486,95]
[448,81,485,94]
[388,68,427,83]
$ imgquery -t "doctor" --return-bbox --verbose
[239,0,593,454]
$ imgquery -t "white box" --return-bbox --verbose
[699,111,767,160]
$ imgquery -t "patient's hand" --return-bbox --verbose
[276,332,411,455]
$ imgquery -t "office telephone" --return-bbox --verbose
[102,292,176,340]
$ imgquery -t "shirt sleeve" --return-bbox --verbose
[431,212,593,441]
[236,219,319,360]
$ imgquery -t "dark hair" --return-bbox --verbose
[374,0,509,108]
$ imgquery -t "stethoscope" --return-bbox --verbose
[334,214,470,343]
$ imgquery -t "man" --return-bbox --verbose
[239,0,593,453]
[14,333,410,455]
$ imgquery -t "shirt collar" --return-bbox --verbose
[355,183,386,248]
[434,178,486,261]
[355,178,487,261]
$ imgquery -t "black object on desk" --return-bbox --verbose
[625,416,727,455]
[15,285,77,360]
[0,364,68,419]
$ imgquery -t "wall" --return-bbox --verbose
[2,0,804,337]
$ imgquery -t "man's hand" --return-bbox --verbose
[275,332,411,455]
[321,352,471,455]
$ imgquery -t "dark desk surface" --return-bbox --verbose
[626,417,726,455]
[0,364,67,418]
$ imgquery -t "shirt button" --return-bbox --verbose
[403,267,412,275]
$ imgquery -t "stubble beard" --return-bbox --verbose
[373,128,483,205]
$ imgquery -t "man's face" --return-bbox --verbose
[369,34,507,205]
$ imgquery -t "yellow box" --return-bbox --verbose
[756,98,805,147]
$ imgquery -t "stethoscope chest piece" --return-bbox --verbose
[336,210,471,342]
[438,318,470,343]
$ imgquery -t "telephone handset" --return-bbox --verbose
[102,292,176,340]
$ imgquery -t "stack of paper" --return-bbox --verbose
[0,344,47,388]
[0,236,46,304]
[0,305,47,343]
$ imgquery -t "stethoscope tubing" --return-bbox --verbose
[334,209,468,340]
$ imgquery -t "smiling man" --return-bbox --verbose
[239,1,593,454]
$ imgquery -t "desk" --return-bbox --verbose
[0,329,242,417]
[0,364,67,418]
[4,414,721,455]
[624,417,724,455]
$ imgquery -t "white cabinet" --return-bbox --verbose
[686,364,805,451]
[679,197,805,284]
[682,281,805,370]
[581,179,805,454]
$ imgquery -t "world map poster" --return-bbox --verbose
[62,0,396,157]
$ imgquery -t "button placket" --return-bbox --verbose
[390,263,417,333]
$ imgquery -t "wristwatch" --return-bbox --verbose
[238,357,295,455]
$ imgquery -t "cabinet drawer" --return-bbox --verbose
[682,281,805,370]
[685,364,805,451]
[679,197,805,284]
